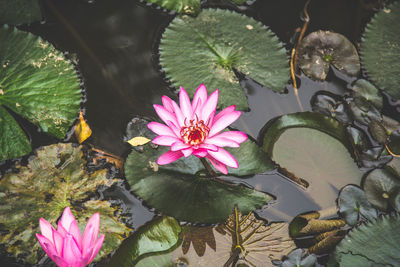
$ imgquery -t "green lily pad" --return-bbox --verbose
[144,0,200,15]
[159,8,289,110]
[0,143,130,264]
[297,30,360,80]
[109,216,181,267]
[124,143,274,223]
[328,214,400,266]
[262,112,363,208]
[352,79,383,110]
[0,25,82,161]
[360,1,400,100]
[337,185,377,226]
[362,167,400,211]
[281,249,317,267]
[0,0,42,24]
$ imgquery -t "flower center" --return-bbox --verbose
[180,117,210,146]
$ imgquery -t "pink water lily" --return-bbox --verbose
[36,206,104,267]
[148,84,247,174]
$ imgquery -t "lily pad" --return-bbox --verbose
[297,30,360,80]
[159,8,289,110]
[124,143,274,223]
[0,143,130,264]
[144,0,200,15]
[360,1,400,100]
[262,112,363,208]
[0,0,42,24]
[328,214,400,266]
[352,79,383,110]
[110,216,181,266]
[362,167,400,211]
[0,26,82,160]
[281,249,317,267]
[337,185,377,226]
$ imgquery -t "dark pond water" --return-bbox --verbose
[1,0,395,265]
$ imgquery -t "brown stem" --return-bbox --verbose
[200,157,218,178]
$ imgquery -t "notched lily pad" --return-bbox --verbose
[337,185,377,226]
[329,214,400,266]
[360,1,400,100]
[0,143,130,264]
[297,30,360,81]
[0,25,82,160]
[143,0,200,15]
[159,8,289,110]
[0,0,42,24]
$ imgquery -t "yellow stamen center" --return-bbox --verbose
[180,117,210,146]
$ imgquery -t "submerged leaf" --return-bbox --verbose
[352,79,383,110]
[0,0,42,24]
[144,0,200,14]
[0,26,82,160]
[329,214,400,266]
[159,8,289,110]
[337,185,377,226]
[360,1,400,100]
[0,143,130,263]
[297,30,360,80]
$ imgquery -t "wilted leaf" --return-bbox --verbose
[127,136,151,147]
[0,0,42,24]
[337,185,377,226]
[297,30,360,80]
[75,110,92,144]
[0,143,130,263]
[0,25,82,160]
[159,8,289,110]
[289,212,345,238]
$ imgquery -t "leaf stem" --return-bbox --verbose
[200,157,218,177]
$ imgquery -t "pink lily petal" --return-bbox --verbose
[206,110,215,127]
[179,87,193,120]
[82,212,100,256]
[205,136,239,148]
[52,228,64,256]
[36,234,58,263]
[201,89,218,122]
[193,149,208,157]
[153,104,179,127]
[152,135,179,146]
[57,222,68,238]
[39,218,55,242]
[166,120,181,137]
[208,148,239,168]
[161,95,175,113]
[88,234,104,263]
[147,122,177,137]
[68,219,82,249]
[171,141,191,151]
[181,147,193,157]
[192,84,208,115]
[209,111,241,137]
[171,100,186,127]
[213,105,235,122]
[59,207,76,232]
[198,143,219,151]
[206,155,228,174]
[215,131,248,144]
[63,234,82,265]
[157,150,183,165]
[52,255,69,267]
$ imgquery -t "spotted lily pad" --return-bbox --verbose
[297,30,360,80]
[360,1,400,100]
[144,0,200,14]
[337,185,377,226]
[0,0,42,24]
[328,214,400,266]
[124,142,274,223]
[262,112,363,208]
[0,26,82,161]
[159,8,289,110]
[0,143,130,264]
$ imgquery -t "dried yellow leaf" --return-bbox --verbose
[75,110,92,144]
[127,136,151,147]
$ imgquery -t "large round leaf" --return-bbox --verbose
[360,1,400,99]
[124,143,274,223]
[262,112,363,208]
[0,143,130,264]
[159,8,289,110]
[0,25,81,160]
[328,214,400,266]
